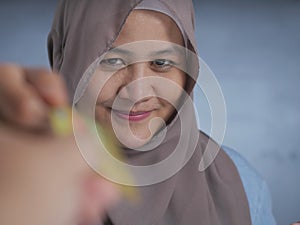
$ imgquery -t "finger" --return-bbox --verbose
[0,64,48,128]
[24,67,68,106]
[78,174,120,224]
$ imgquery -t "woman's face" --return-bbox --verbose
[92,10,186,148]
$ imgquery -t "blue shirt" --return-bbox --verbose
[223,146,277,225]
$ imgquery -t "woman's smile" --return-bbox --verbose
[112,109,152,122]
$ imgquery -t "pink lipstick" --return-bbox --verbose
[113,110,152,122]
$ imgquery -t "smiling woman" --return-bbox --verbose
[48,0,253,224]
[0,0,278,225]
[82,10,187,148]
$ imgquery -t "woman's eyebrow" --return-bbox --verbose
[108,47,134,56]
[150,48,179,56]
[107,46,182,57]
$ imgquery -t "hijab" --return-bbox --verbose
[47,0,252,225]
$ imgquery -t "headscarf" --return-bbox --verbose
[47,1,252,225]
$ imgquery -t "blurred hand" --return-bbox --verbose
[0,63,67,129]
[0,114,119,225]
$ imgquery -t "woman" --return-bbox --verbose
[0,0,276,224]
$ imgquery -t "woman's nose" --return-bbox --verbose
[118,62,156,102]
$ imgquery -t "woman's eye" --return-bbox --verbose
[99,58,126,68]
[151,59,174,70]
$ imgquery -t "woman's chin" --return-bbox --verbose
[116,132,153,150]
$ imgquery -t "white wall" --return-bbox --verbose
[193,0,300,224]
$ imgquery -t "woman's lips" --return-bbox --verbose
[112,109,152,122]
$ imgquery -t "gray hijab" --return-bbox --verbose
[48,1,252,225]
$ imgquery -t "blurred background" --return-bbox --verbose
[0,0,299,224]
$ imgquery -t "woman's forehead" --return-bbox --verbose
[112,9,184,47]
